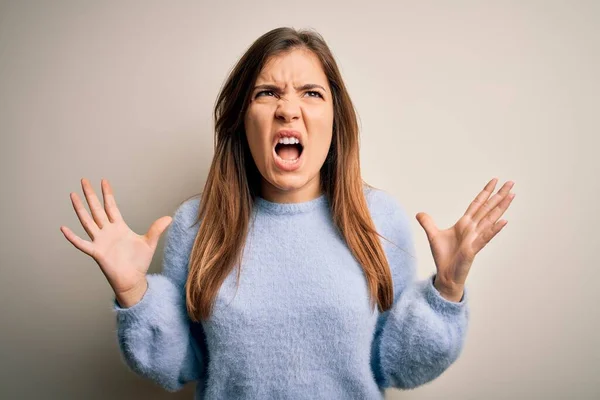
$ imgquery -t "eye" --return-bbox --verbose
[256,90,276,98]
[305,91,323,98]
[255,90,324,99]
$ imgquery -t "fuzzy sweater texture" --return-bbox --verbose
[112,186,470,399]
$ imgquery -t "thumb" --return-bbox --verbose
[415,212,438,243]
[145,216,173,250]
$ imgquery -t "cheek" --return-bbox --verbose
[306,104,334,131]
[244,108,272,163]
[315,135,333,160]
[305,109,334,157]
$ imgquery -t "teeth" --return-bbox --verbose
[278,137,300,145]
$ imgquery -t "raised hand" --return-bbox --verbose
[60,178,173,305]
[415,178,516,301]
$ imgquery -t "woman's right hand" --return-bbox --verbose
[60,178,173,305]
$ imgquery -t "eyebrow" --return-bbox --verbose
[253,83,327,93]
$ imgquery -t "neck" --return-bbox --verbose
[260,176,322,203]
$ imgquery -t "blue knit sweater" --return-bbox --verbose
[112,186,469,399]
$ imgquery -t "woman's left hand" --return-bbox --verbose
[415,178,516,301]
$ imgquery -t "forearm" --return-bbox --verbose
[376,274,470,389]
[113,274,203,392]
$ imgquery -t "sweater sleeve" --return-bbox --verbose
[369,190,470,390]
[112,198,207,392]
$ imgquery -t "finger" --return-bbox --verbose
[416,212,439,243]
[464,178,498,218]
[70,192,100,239]
[60,225,95,257]
[81,178,110,229]
[472,180,515,224]
[473,219,508,254]
[478,192,515,232]
[101,179,123,223]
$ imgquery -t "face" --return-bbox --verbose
[244,48,334,203]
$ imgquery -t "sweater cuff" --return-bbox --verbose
[112,274,181,324]
[420,273,468,318]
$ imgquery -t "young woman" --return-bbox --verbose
[60,27,515,399]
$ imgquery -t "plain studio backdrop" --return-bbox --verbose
[0,0,597,399]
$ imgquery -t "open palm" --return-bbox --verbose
[416,178,516,295]
[60,178,173,296]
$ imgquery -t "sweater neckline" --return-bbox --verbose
[254,193,328,215]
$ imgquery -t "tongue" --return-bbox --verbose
[277,144,300,160]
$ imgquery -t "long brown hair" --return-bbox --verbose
[183,27,404,322]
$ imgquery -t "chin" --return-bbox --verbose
[263,165,318,191]
[270,173,308,190]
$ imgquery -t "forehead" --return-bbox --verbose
[256,49,327,85]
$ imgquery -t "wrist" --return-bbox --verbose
[115,279,148,308]
[433,275,464,302]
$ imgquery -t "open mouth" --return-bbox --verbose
[274,141,304,162]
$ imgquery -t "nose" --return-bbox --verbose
[274,97,301,123]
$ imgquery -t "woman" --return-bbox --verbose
[60,27,515,399]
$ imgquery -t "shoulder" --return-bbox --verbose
[364,185,406,217]
[160,195,201,286]
[170,195,202,233]
[363,185,417,296]
[363,185,414,254]
[363,185,411,231]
